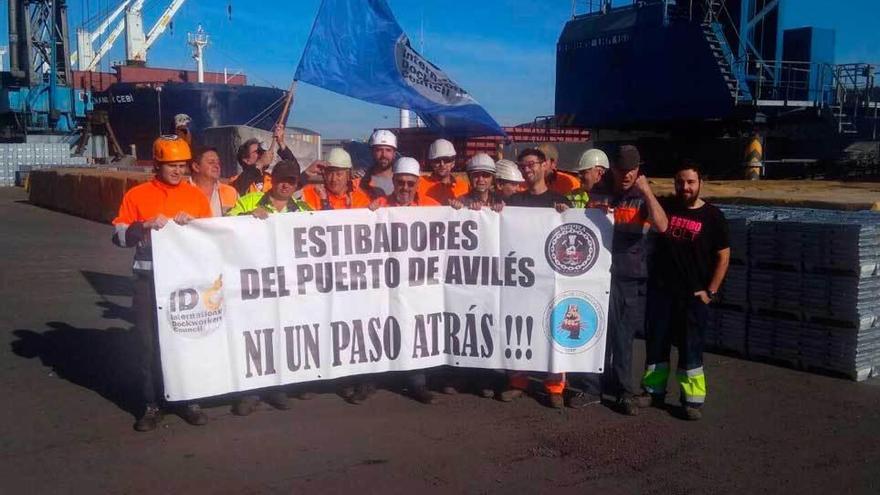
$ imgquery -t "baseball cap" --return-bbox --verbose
[393,157,421,176]
[271,159,301,182]
[613,145,642,171]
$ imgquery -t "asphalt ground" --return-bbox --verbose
[1,187,879,494]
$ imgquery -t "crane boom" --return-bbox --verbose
[133,0,186,61]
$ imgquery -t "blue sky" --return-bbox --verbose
[1,0,878,138]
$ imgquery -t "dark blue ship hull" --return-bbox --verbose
[556,2,734,128]
[94,82,286,160]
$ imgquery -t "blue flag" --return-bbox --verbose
[295,0,506,137]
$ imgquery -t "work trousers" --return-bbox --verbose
[133,273,164,408]
[581,277,646,399]
[642,284,708,407]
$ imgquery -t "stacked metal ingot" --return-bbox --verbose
[741,207,880,380]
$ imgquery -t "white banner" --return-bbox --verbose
[152,207,614,401]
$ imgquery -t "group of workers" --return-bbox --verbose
[113,127,729,432]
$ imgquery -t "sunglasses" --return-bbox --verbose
[394,179,418,188]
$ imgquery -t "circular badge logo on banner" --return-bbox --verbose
[544,223,600,276]
[166,275,224,339]
[543,291,605,355]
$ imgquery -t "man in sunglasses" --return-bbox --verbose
[369,157,439,404]
[418,138,469,205]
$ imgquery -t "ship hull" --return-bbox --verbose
[94,82,286,160]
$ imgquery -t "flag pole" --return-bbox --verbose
[267,79,298,156]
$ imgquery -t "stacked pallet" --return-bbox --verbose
[711,206,880,380]
[0,143,89,186]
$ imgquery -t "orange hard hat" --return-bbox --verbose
[153,134,192,163]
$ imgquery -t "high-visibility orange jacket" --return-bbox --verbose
[301,184,373,210]
[374,194,441,208]
[417,175,469,205]
[547,171,581,196]
[112,178,212,272]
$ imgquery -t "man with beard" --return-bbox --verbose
[358,129,399,199]
[636,160,729,420]
[419,138,469,205]
[500,148,571,408]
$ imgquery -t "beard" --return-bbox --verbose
[678,187,701,206]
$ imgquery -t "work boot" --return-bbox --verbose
[633,392,665,409]
[179,403,208,426]
[347,382,376,405]
[294,391,317,400]
[567,391,601,409]
[134,404,163,432]
[498,388,524,402]
[410,386,437,405]
[615,397,639,416]
[232,395,259,416]
[265,391,291,410]
[548,393,565,409]
[479,388,496,399]
[683,406,703,421]
[338,385,356,400]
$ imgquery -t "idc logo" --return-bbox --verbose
[167,275,224,339]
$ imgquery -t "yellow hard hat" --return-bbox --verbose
[153,134,192,163]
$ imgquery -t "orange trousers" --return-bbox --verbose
[509,372,565,395]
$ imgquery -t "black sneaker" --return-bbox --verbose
[410,387,437,405]
[179,403,208,426]
[567,391,601,409]
[615,397,639,416]
[265,391,291,410]
[232,395,259,416]
[134,404,163,432]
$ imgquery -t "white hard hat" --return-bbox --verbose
[325,147,352,169]
[393,156,421,176]
[495,159,524,182]
[369,129,398,149]
[574,149,610,172]
[467,153,496,174]
[428,139,456,160]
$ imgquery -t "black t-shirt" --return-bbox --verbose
[653,198,729,295]
[507,190,571,208]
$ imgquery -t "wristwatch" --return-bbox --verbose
[707,290,717,302]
